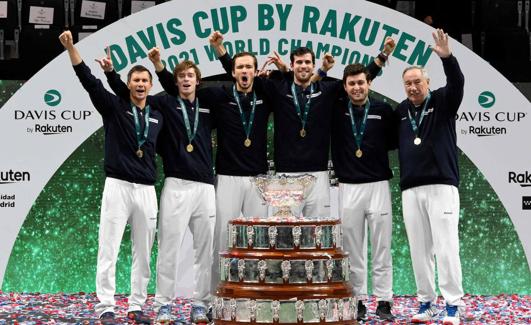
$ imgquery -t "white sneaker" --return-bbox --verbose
[411,302,439,323]
[442,304,461,325]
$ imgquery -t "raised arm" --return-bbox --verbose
[209,30,227,58]
[59,31,82,65]
[209,31,233,75]
[310,52,335,83]
[59,31,115,116]
[367,37,395,81]
[313,37,396,83]
[95,48,130,100]
[148,47,179,97]
[432,29,464,113]
[148,47,165,73]
[374,36,396,68]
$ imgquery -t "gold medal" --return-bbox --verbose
[186,144,194,152]
[244,138,251,147]
[300,129,306,138]
[355,149,363,158]
[136,149,143,158]
[414,137,421,145]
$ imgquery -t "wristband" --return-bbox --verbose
[377,52,388,64]
[317,68,327,78]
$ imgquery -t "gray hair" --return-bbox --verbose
[402,65,429,80]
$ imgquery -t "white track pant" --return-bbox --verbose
[154,178,215,309]
[281,171,330,219]
[211,175,268,294]
[338,181,393,302]
[95,177,158,316]
[402,184,464,306]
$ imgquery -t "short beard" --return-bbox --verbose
[295,73,311,84]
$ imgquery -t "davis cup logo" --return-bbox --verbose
[478,91,495,109]
[44,89,62,107]
[13,89,92,135]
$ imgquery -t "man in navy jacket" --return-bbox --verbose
[59,31,162,324]
[332,63,397,322]
[395,29,465,325]
[101,55,215,324]
[145,46,273,298]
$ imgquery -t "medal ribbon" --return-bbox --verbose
[347,99,370,152]
[232,85,256,141]
[177,97,200,145]
[290,83,313,131]
[407,92,431,138]
[131,104,151,150]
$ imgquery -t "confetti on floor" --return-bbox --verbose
[0,292,190,324]
[0,292,529,324]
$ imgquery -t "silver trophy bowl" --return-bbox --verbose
[251,174,316,218]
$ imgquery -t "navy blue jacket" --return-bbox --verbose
[332,96,396,184]
[105,70,215,185]
[73,61,163,185]
[156,68,273,176]
[218,53,381,173]
[394,55,464,191]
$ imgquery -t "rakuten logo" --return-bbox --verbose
[508,171,531,187]
[0,170,31,184]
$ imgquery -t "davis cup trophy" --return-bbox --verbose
[212,174,358,324]
[253,174,316,219]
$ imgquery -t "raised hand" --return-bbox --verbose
[258,58,271,77]
[321,53,335,72]
[59,30,82,65]
[382,37,396,56]
[147,47,164,72]
[95,46,113,72]
[59,31,74,49]
[431,28,451,58]
[209,31,224,47]
[148,47,161,64]
[257,65,272,78]
[208,31,226,56]
[267,51,288,72]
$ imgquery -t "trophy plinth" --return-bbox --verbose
[213,175,357,324]
[252,174,316,219]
